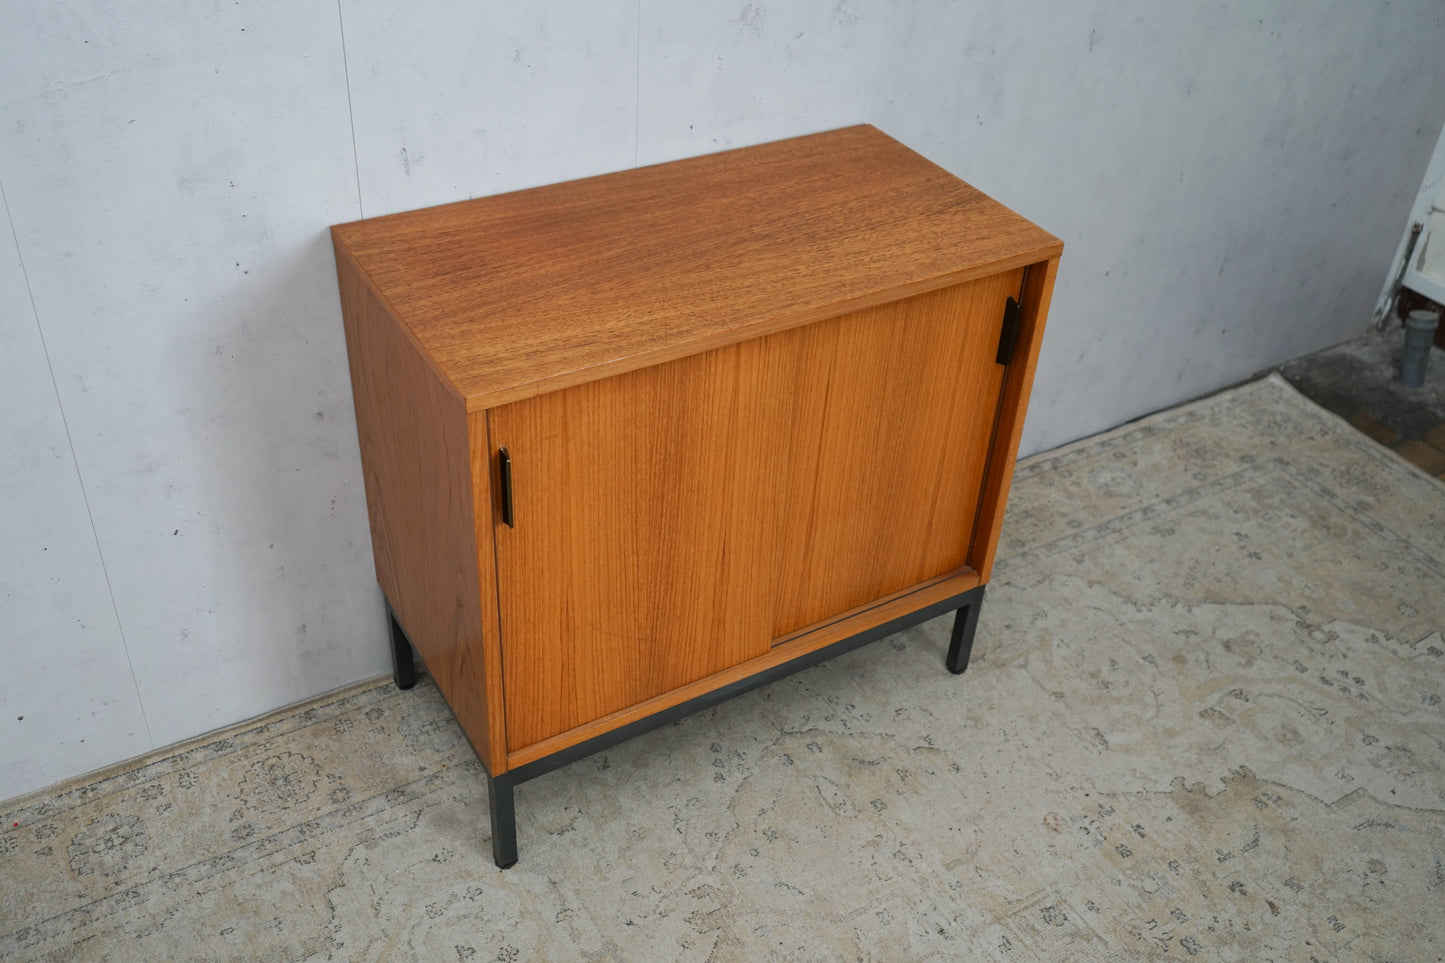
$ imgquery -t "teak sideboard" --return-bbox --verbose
[331,125,1062,867]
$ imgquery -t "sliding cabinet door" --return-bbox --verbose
[490,337,792,751]
[771,272,1022,637]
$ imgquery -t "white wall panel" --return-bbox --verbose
[880,1,1445,453]
[341,0,638,216]
[636,1,904,165]
[0,197,150,798]
[0,2,378,756]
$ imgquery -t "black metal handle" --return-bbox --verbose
[995,296,1021,366]
[498,447,515,528]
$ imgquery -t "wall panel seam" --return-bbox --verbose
[0,173,154,749]
[633,1,642,167]
[335,0,366,220]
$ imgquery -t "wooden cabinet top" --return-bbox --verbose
[331,124,1062,411]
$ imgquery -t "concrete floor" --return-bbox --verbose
[1278,324,1445,481]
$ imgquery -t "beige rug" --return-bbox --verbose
[3,374,1443,961]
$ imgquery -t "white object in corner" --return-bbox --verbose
[1403,188,1445,306]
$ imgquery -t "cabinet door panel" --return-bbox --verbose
[491,339,791,751]
[771,273,1020,637]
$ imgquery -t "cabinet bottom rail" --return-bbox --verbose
[384,583,986,868]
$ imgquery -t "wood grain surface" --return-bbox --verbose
[490,337,794,751]
[770,272,1021,637]
[489,275,1023,750]
[505,569,983,770]
[331,125,1062,411]
[335,249,499,773]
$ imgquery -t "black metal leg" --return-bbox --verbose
[386,601,417,690]
[488,775,518,869]
[946,586,985,674]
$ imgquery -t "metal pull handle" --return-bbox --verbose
[995,296,1021,366]
[498,448,515,528]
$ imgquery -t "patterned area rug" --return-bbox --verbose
[3,374,1443,961]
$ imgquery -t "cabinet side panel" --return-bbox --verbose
[968,256,1060,582]
[335,250,496,772]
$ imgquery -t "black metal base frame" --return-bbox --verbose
[385,584,985,868]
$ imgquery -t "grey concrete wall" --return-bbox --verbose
[3,1,1443,798]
